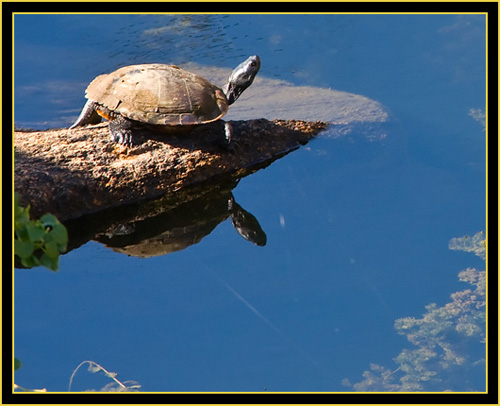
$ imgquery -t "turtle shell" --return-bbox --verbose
[85,64,229,126]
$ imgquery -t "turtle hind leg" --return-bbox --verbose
[109,115,135,146]
[69,100,102,129]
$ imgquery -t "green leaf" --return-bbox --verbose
[48,223,68,247]
[14,208,30,229]
[14,239,35,258]
[26,223,46,243]
[14,208,28,224]
[14,226,27,241]
[40,214,59,228]
[40,253,59,271]
[44,240,60,258]
[14,195,30,222]
[14,358,22,371]
[14,195,67,271]
[21,255,40,268]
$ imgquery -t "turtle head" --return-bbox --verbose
[223,55,260,105]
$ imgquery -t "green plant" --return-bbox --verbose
[14,193,68,271]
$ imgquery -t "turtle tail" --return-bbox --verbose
[70,100,102,129]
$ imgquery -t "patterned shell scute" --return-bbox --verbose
[85,64,229,125]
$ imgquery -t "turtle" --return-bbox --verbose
[70,55,261,147]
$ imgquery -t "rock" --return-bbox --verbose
[14,119,328,221]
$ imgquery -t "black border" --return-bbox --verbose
[4,2,498,404]
[2,1,500,13]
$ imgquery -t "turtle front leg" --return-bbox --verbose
[109,116,135,146]
[222,120,234,150]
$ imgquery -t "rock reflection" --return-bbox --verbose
[65,180,266,259]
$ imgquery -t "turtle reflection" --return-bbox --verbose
[94,192,266,258]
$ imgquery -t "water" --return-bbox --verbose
[14,14,487,392]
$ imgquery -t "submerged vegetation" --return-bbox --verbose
[15,360,140,392]
[343,232,486,392]
[68,361,141,392]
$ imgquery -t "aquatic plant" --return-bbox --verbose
[343,232,486,392]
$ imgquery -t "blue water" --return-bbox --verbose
[14,14,486,392]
